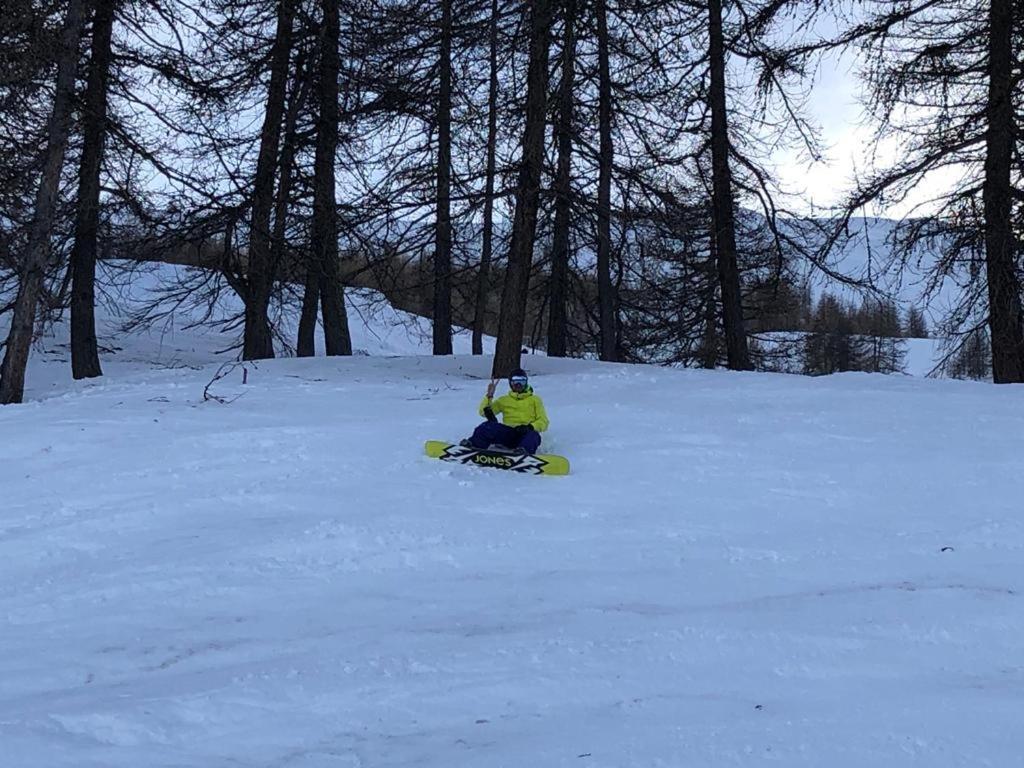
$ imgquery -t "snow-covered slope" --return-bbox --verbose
[20,262,493,401]
[2,268,1023,767]
[805,215,959,313]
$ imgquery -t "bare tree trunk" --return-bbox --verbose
[0,0,86,405]
[708,0,751,370]
[984,0,1024,383]
[272,51,309,276]
[291,57,319,358]
[270,52,312,356]
[595,0,617,362]
[243,0,295,361]
[699,245,719,368]
[492,0,552,377]
[472,0,500,356]
[433,0,453,354]
[70,0,116,380]
[547,0,577,358]
[314,0,352,356]
[297,268,319,356]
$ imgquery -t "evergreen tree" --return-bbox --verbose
[803,294,858,375]
[946,328,992,380]
[906,306,929,339]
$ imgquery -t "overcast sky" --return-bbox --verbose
[772,44,962,221]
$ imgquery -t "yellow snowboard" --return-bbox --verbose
[425,440,570,476]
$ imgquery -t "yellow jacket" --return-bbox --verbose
[479,388,549,432]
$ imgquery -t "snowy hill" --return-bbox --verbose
[19,262,493,402]
[803,215,959,313]
[2,266,1023,767]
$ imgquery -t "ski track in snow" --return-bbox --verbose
[1,266,1023,767]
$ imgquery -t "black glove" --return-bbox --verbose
[483,406,497,422]
[514,424,534,437]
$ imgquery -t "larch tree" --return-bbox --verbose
[492,0,553,377]
[818,0,1024,383]
[1,0,86,405]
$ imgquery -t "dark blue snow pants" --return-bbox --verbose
[469,421,542,454]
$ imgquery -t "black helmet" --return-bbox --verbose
[509,368,528,392]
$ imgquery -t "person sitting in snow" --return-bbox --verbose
[461,368,549,455]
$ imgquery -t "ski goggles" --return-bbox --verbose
[509,375,528,390]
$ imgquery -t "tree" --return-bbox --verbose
[854,297,903,339]
[472,0,502,356]
[746,271,811,333]
[981,0,1023,382]
[432,0,454,355]
[614,194,717,366]
[946,327,992,380]
[606,0,827,372]
[1,0,86,404]
[854,297,906,374]
[803,294,858,375]
[69,0,117,380]
[906,306,929,339]
[707,0,751,370]
[111,0,324,360]
[546,0,578,359]
[312,0,352,356]
[492,0,552,377]
[594,0,617,361]
[243,0,297,361]
[819,0,1024,383]
[273,48,315,357]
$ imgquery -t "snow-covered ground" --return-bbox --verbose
[2,266,1023,767]
[18,262,492,402]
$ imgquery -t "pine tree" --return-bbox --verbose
[946,328,992,380]
[906,306,929,339]
[803,294,858,375]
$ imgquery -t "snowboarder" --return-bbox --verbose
[461,368,549,455]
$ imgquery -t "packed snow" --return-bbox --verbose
[2,265,1022,767]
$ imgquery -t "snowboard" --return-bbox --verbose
[424,440,570,476]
